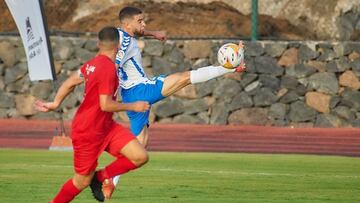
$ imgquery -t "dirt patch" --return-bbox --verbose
[1,1,309,40]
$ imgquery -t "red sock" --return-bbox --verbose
[97,157,137,182]
[51,179,81,203]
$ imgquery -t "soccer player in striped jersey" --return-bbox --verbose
[106,6,246,199]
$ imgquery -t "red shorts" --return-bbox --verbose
[72,123,135,175]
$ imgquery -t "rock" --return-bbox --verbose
[183,98,209,115]
[348,51,360,61]
[258,74,280,91]
[4,62,28,84]
[53,40,74,60]
[305,91,331,113]
[62,108,77,120]
[167,47,184,64]
[244,80,261,93]
[228,108,269,125]
[229,92,253,111]
[144,40,164,56]
[197,111,210,124]
[280,75,298,90]
[308,72,339,95]
[306,60,327,72]
[0,41,16,67]
[173,114,205,124]
[240,73,258,87]
[279,90,299,104]
[244,56,256,73]
[174,85,198,99]
[291,64,317,78]
[195,79,217,98]
[317,46,336,61]
[0,92,15,108]
[299,44,319,62]
[330,95,341,108]
[254,56,284,76]
[315,114,347,128]
[63,59,81,71]
[288,101,317,122]
[295,84,307,96]
[84,40,98,52]
[30,82,53,100]
[278,48,299,67]
[245,41,264,56]
[339,70,360,90]
[210,102,229,124]
[75,47,94,62]
[0,108,8,118]
[15,94,37,116]
[264,43,287,57]
[351,59,360,77]
[269,103,287,120]
[213,79,241,103]
[142,56,152,68]
[151,57,172,75]
[153,97,184,118]
[326,58,351,72]
[253,88,278,107]
[192,58,210,69]
[333,106,355,120]
[340,89,360,110]
[183,41,212,59]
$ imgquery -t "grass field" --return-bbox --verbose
[0,149,359,203]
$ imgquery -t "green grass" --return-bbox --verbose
[0,149,359,203]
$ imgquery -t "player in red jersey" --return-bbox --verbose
[35,26,150,203]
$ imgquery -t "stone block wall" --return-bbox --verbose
[0,36,360,127]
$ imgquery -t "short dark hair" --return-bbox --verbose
[98,26,119,44]
[119,6,142,22]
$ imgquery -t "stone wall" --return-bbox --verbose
[0,36,360,127]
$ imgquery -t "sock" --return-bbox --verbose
[190,65,235,84]
[97,157,137,182]
[113,175,121,186]
[52,179,81,203]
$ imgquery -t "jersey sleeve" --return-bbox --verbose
[98,62,116,95]
[115,29,132,66]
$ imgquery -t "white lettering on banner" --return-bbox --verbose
[5,0,55,81]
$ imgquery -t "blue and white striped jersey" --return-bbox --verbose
[115,29,148,89]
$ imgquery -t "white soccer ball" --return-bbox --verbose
[217,43,244,69]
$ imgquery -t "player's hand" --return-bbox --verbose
[34,100,58,112]
[239,40,245,48]
[152,31,167,41]
[131,101,150,112]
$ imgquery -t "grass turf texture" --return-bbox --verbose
[0,149,359,202]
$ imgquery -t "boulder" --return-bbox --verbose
[305,91,331,113]
[15,94,37,116]
[308,72,339,94]
[228,108,269,125]
[183,41,212,59]
[278,48,299,66]
[288,101,317,122]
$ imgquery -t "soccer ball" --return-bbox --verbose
[217,43,244,69]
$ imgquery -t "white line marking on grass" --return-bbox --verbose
[2,164,359,179]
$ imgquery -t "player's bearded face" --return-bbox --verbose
[132,14,145,35]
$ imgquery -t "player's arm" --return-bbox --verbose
[35,71,84,112]
[142,29,167,41]
[99,95,149,112]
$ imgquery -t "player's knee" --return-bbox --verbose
[133,151,149,167]
[73,176,92,189]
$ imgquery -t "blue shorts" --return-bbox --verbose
[121,76,166,136]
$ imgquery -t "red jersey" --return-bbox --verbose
[72,55,118,138]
